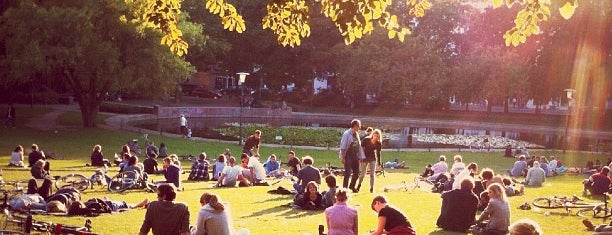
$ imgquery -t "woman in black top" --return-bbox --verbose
[357,129,382,193]
[91,144,110,167]
[370,195,415,235]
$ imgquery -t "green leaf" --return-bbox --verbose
[559,1,576,20]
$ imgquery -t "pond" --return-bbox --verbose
[133,117,610,152]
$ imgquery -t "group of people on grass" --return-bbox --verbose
[13,118,610,235]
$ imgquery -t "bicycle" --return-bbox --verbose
[108,171,156,193]
[532,194,600,214]
[53,174,90,192]
[576,193,612,219]
[2,211,98,234]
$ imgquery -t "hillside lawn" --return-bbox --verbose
[0,107,610,234]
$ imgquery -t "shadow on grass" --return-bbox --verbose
[428,229,464,235]
[281,208,324,219]
[241,204,292,218]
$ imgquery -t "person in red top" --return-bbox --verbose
[583,166,611,196]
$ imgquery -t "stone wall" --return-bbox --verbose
[155,106,292,119]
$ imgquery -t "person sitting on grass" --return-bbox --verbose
[295,181,322,210]
[321,175,338,208]
[123,155,147,182]
[538,156,550,177]
[523,161,545,186]
[369,195,415,235]
[28,159,53,199]
[452,162,479,190]
[216,157,250,187]
[437,178,479,233]
[427,155,449,181]
[159,157,182,189]
[143,153,159,174]
[191,192,236,235]
[583,218,612,233]
[212,154,227,181]
[449,155,465,177]
[475,183,510,235]
[139,184,190,235]
[286,150,302,176]
[583,166,611,196]
[325,188,358,235]
[509,155,528,177]
[9,145,25,167]
[293,156,322,194]
[509,218,542,235]
[90,144,110,167]
[244,153,267,185]
[264,154,281,177]
[188,152,210,181]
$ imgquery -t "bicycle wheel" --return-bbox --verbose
[55,174,90,191]
[577,206,612,219]
[0,210,23,232]
[108,171,137,193]
[532,197,564,209]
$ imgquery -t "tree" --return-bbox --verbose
[0,0,195,127]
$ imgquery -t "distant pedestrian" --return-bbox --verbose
[179,114,188,138]
[5,103,15,127]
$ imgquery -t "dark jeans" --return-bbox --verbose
[343,156,360,189]
[5,117,15,127]
[27,178,52,199]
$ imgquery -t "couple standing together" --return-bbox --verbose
[339,119,382,193]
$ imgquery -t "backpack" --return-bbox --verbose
[84,198,113,214]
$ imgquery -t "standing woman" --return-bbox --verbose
[10,145,25,167]
[325,188,358,235]
[476,183,510,235]
[370,195,415,235]
[358,129,382,193]
[191,192,235,235]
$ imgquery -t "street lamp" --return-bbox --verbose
[563,88,575,153]
[237,72,250,146]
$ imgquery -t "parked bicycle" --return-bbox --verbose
[107,171,156,193]
[532,194,603,214]
[576,193,612,219]
[53,174,90,192]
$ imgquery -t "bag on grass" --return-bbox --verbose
[84,198,113,214]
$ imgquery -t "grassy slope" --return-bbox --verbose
[0,106,610,234]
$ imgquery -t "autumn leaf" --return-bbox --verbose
[559,1,577,20]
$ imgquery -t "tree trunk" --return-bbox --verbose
[76,93,101,128]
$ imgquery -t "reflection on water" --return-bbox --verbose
[133,117,610,152]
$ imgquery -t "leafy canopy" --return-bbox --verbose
[142,0,578,54]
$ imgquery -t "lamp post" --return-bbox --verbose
[237,72,250,146]
[563,88,575,153]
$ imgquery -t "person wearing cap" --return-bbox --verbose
[179,114,188,138]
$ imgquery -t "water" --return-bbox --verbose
[133,117,610,152]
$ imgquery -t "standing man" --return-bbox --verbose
[243,130,261,157]
[5,103,15,127]
[339,119,364,192]
[179,114,188,138]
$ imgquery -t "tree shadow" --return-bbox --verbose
[240,204,292,218]
[428,229,466,235]
[281,208,324,219]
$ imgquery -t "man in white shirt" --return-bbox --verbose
[428,155,448,182]
[243,153,266,184]
[179,114,188,138]
[216,157,249,187]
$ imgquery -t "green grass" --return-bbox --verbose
[0,106,610,234]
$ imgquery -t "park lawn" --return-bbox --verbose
[0,108,610,234]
